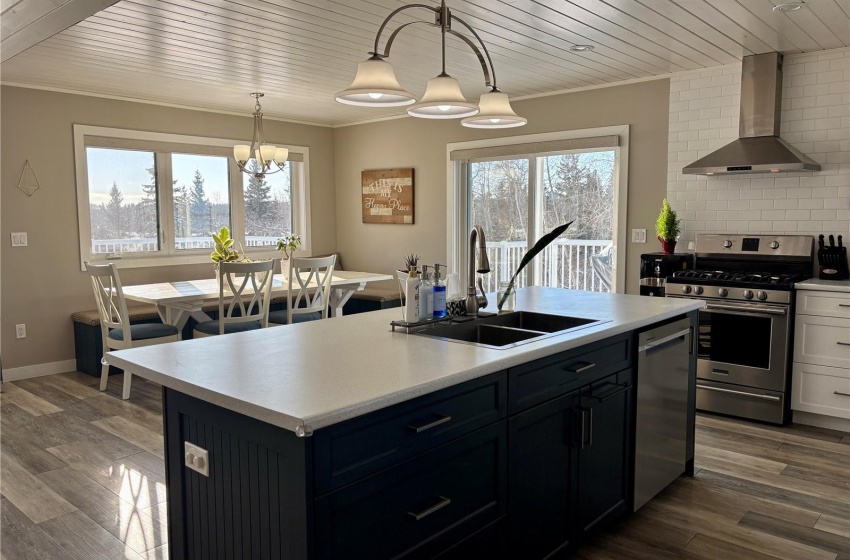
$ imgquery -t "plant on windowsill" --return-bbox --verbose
[655,199,681,255]
[497,222,573,312]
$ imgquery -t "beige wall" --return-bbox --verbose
[1,86,336,369]
[333,79,670,294]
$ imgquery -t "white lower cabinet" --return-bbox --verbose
[791,362,850,419]
[792,289,850,421]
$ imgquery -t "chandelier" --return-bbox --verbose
[233,93,288,178]
[335,0,526,129]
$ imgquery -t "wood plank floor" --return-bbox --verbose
[1,371,848,560]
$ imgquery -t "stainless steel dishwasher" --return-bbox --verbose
[634,317,692,511]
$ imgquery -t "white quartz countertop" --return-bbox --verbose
[795,278,850,293]
[107,287,703,434]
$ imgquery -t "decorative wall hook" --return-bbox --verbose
[17,160,41,197]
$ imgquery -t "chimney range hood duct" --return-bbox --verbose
[682,52,821,176]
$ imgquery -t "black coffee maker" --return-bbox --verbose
[640,253,694,297]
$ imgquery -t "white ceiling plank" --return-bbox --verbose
[666,0,777,54]
[564,0,733,66]
[4,0,847,125]
[749,0,843,51]
[634,0,755,58]
[1,0,117,60]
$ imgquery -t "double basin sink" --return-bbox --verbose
[411,311,607,349]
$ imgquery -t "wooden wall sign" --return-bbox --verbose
[361,168,414,224]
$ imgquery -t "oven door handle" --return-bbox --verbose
[697,384,781,401]
[703,303,787,316]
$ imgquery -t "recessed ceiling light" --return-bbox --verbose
[773,2,805,12]
[569,45,594,52]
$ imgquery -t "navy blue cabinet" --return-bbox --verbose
[162,322,691,560]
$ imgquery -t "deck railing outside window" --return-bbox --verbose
[483,239,611,293]
[91,236,280,254]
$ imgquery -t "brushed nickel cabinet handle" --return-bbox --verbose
[565,362,595,373]
[408,415,452,433]
[838,304,850,308]
[408,496,451,521]
[837,342,850,346]
[834,391,850,397]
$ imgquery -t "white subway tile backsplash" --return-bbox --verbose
[667,49,850,238]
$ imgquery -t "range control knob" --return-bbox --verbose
[743,289,754,300]
[682,285,692,294]
[694,286,704,295]
[757,291,768,301]
[722,240,733,248]
[769,241,780,250]
[718,287,729,297]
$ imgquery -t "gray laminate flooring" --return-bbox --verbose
[1,371,848,560]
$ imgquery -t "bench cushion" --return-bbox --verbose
[268,310,322,325]
[351,287,402,303]
[72,306,161,327]
[194,320,262,335]
[108,323,179,341]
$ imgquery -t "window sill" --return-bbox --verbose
[81,248,298,271]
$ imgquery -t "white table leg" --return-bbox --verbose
[329,282,366,317]
[157,301,211,330]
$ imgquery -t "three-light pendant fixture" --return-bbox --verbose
[335,0,527,129]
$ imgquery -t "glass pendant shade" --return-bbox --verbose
[234,144,251,162]
[335,58,416,107]
[407,75,479,119]
[274,147,289,164]
[462,90,527,128]
[259,144,276,163]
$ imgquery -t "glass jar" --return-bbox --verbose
[497,281,516,312]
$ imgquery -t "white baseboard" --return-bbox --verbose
[3,359,77,382]
[793,410,850,433]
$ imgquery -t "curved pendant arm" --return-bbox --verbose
[372,3,438,57]
[383,20,434,58]
[448,14,497,89]
[446,29,492,88]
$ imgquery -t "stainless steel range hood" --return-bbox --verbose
[683,52,821,175]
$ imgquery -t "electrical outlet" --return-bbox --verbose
[11,232,27,247]
[184,441,209,477]
[632,229,647,243]
[15,324,26,339]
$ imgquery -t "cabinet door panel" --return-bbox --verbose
[577,370,633,535]
[508,390,579,559]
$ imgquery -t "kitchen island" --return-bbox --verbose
[107,287,703,560]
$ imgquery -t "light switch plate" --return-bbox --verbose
[11,232,27,247]
[184,441,209,477]
[632,229,647,243]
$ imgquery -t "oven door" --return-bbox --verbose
[695,302,790,391]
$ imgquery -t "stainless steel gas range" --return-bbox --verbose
[666,234,813,425]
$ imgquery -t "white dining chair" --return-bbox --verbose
[193,259,277,338]
[269,255,336,326]
[86,262,180,400]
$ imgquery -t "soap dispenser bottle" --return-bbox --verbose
[404,266,420,323]
[432,264,447,318]
[419,265,434,320]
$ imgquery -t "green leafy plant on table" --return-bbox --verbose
[497,222,573,311]
[276,234,302,259]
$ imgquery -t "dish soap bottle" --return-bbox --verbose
[404,266,420,323]
[419,265,434,320]
[432,264,447,318]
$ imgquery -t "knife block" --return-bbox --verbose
[818,245,849,280]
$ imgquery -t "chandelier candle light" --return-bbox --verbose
[233,93,288,178]
[335,0,526,129]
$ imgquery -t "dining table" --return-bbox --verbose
[121,270,394,330]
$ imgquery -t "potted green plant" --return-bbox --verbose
[276,233,302,260]
[655,199,681,255]
[210,226,244,285]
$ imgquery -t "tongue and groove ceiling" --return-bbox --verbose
[1,0,848,126]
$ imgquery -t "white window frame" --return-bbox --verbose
[446,126,629,293]
[74,125,311,270]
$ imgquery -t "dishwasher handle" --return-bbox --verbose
[638,328,690,354]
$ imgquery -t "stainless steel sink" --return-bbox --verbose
[411,311,607,349]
